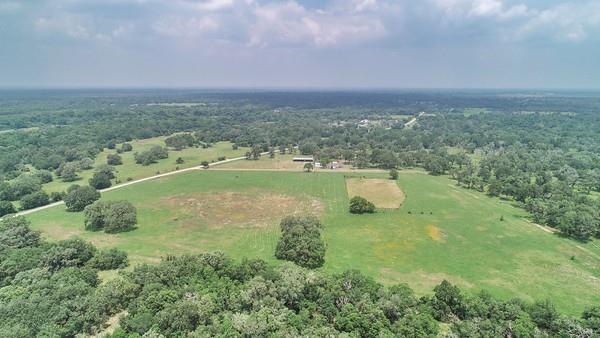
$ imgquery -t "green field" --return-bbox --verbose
[27,170,600,315]
[42,137,248,193]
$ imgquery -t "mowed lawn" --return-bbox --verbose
[27,170,600,315]
[43,136,248,193]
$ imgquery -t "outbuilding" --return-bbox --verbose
[292,156,314,162]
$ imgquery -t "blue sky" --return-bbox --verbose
[1,0,599,88]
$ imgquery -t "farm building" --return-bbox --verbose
[292,156,314,162]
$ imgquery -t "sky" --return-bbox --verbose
[1,0,599,89]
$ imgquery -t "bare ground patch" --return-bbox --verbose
[161,189,323,229]
[346,178,405,209]
[426,224,446,242]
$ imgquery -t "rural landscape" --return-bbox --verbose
[1,89,599,337]
[2,0,600,337]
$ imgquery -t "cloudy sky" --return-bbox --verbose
[1,0,599,88]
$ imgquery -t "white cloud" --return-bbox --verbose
[469,0,502,17]
[518,2,600,42]
[248,1,385,47]
[177,0,235,11]
[153,16,220,37]
[22,0,600,49]
[0,1,20,13]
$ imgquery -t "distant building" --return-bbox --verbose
[293,156,314,162]
[314,162,322,168]
[357,119,370,128]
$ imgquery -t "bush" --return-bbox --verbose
[84,200,137,233]
[86,248,128,270]
[121,143,133,152]
[83,202,107,231]
[50,191,66,202]
[389,168,399,180]
[0,200,16,217]
[33,170,54,184]
[104,201,137,233]
[78,158,94,170]
[19,191,50,210]
[134,146,168,166]
[89,172,112,189]
[95,164,115,179]
[58,162,79,182]
[165,133,195,150]
[64,186,101,212]
[107,154,123,166]
[349,196,376,214]
[275,215,326,268]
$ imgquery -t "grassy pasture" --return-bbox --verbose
[217,154,306,170]
[27,170,600,315]
[346,178,405,209]
[42,137,248,193]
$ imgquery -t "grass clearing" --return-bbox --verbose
[42,137,248,193]
[160,189,323,229]
[27,170,600,315]
[345,178,405,209]
[218,153,306,170]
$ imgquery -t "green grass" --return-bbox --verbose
[42,137,248,193]
[27,170,600,315]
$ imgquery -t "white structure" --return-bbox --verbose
[292,156,314,162]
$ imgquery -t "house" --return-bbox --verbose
[292,156,314,162]
[314,162,322,168]
[357,119,370,128]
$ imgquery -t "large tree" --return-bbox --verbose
[64,186,101,212]
[275,215,326,268]
[349,196,376,214]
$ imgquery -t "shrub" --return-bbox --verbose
[19,191,49,210]
[33,170,54,184]
[86,248,128,270]
[89,172,112,190]
[64,186,101,212]
[95,164,115,179]
[104,201,137,233]
[83,200,137,233]
[134,146,168,166]
[121,143,133,152]
[165,133,195,150]
[107,154,123,166]
[349,196,376,214]
[50,191,66,202]
[83,202,107,231]
[0,200,16,217]
[78,158,94,170]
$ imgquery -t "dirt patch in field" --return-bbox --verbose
[345,178,405,209]
[161,190,323,229]
[426,224,446,242]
